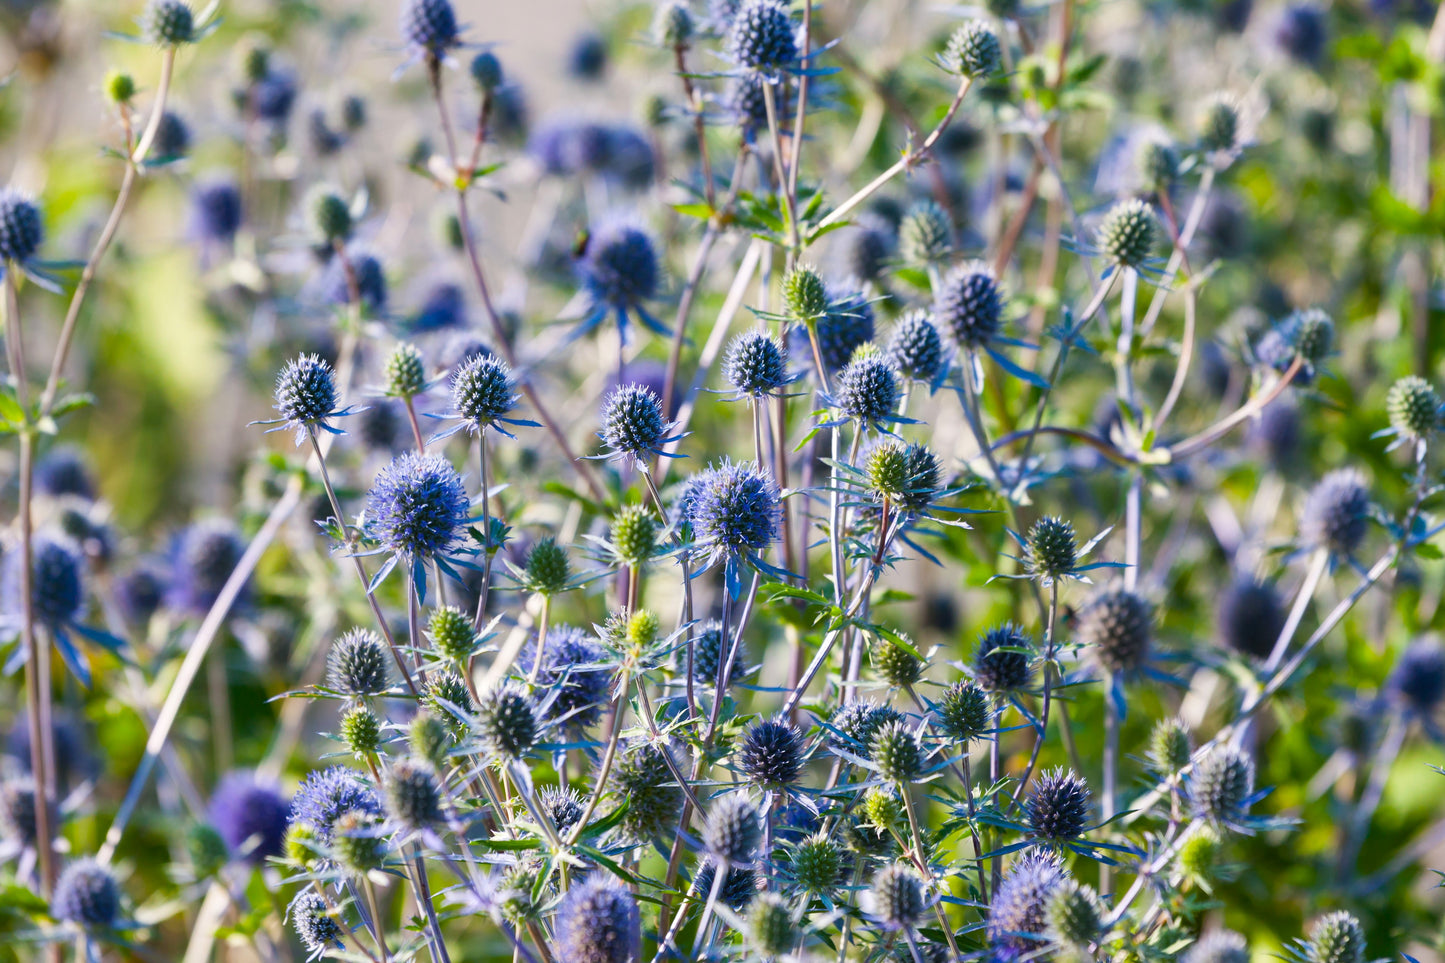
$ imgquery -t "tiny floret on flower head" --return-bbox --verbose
[289,890,344,955]
[1026,768,1091,841]
[987,851,1067,951]
[1388,638,1445,715]
[870,863,925,930]
[366,452,469,561]
[553,874,639,963]
[1046,881,1104,951]
[581,222,660,314]
[1147,717,1192,775]
[52,858,121,929]
[898,202,952,268]
[974,623,1034,692]
[1190,744,1255,828]
[783,265,828,321]
[1305,911,1367,963]
[384,757,445,830]
[600,384,668,459]
[1387,375,1440,440]
[1025,515,1077,581]
[1184,930,1250,963]
[935,680,990,741]
[327,628,391,697]
[1097,198,1157,268]
[739,717,805,787]
[725,330,789,397]
[726,0,797,71]
[399,0,460,55]
[869,720,923,783]
[385,343,426,399]
[289,766,381,843]
[209,771,289,864]
[833,352,900,428]
[143,0,196,46]
[654,1,695,47]
[1301,468,1370,557]
[1078,587,1152,673]
[452,353,518,431]
[476,684,537,761]
[306,185,353,244]
[704,793,762,865]
[937,261,1004,349]
[274,353,339,434]
[1198,95,1241,154]
[886,311,945,383]
[0,188,43,264]
[945,20,1001,79]
[469,51,503,91]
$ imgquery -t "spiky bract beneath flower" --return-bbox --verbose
[1098,198,1158,267]
[738,717,805,787]
[142,0,195,46]
[1216,577,1285,660]
[886,311,945,384]
[289,890,344,955]
[1078,587,1152,673]
[274,353,338,434]
[724,330,789,397]
[1387,375,1440,440]
[944,20,1001,79]
[703,794,762,865]
[475,684,537,761]
[1190,744,1255,829]
[522,625,610,730]
[384,757,445,831]
[725,0,796,70]
[936,261,1003,349]
[869,720,923,783]
[974,623,1034,692]
[452,353,518,430]
[600,384,668,458]
[1027,768,1091,841]
[208,772,289,864]
[1300,468,1370,557]
[52,858,121,929]
[987,851,1067,951]
[1184,930,1250,963]
[828,701,904,761]
[692,860,758,912]
[326,629,390,697]
[1389,639,1445,714]
[870,632,923,686]
[607,739,683,843]
[399,0,459,54]
[366,451,469,561]
[1305,911,1367,963]
[833,354,901,428]
[870,863,925,930]
[289,766,381,843]
[935,680,990,741]
[553,875,639,963]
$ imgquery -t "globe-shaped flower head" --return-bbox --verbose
[289,766,382,843]
[703,794,762,865]
[1198,95,1242,155]
[987,852,1067,951]
[1046,882,1105,952]
[1078,587,1152,673]
[190,179,243,245]
[475,684,537,761]
[607,738,683,842]
[1273,3,1327,64]
[869,720,923,783]
[827,701,904,761]
[169,519,247,616]
[399,0,460,56]
[142,0,196,46]
[321,247,388,314]
[1387,639,1445,718]
[553,874,639,963]
[209,771,290,864]
[886,311,946,385]
[869,863,925,931]
[1300,468,1370,557]
[1184,931,1250,963]
[944,20,1002,79]
[289,890,344,956]
[152,111,191,161]
[0,188,43,266]
[384,757,445,831]
[934,680,990,741]
[520,625,612,731]
[1023,515,1077,582]
[366,452,470,564]
[898,202,953,268]
[936,261,1004,350]
[269,354,344,443]
[1027,768,1091,841]
[685,460,781,595]
[578,222,665,343]
[4,535,83,632]
[974,623,1034,692]
[52,858,121,929]
[327,628,391,698]
[1386,375,1440,442]
[738,717,805,787]
[724,330,790,398]
[1304,911,1367,963]
[1216,578,1284,660]
[726,0,797,72]
[449,353,528,437]
[1190,744,1256,829]
[811,284,877,373]
[1097,198,1158,268]
[830,350,901,430]
[599,384,678,464]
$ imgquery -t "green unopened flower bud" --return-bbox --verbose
[307,186,353,244]
[1177,825,1222,884]
[653,1,694,48]
[341,704,383,758]
[1046,881,1104,950]
[935,680,990,741]
[105,71,136,105]
[1026,516,1077,581]
[1199,96,1240,154]
[793,832,842,893]
[408,711,453,769]
[625,609,660,654]
[497,861,542,923]
[332,810,387,877]
[945,20,1001,80]
[523,537,570,596]
[428,606,478,663]
[610,505,658,566]
[186,824,229,878]
[898,200,953,267]
[385,343,426,399]
[1147,717,1192,776]
[1305,911,1367,963]
[1388,375,1440,440]
[1139,140,1180,193]
[234,36,272,85]
[284,821,324,868]
[1098,198,1157,268]
[863,785,903,836]
[870,632,923,687]
[783,265,828,322]
[748,892,796,957]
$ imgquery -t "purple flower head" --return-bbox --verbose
[168,519,247,616]
[987,851,1067,951]
[3,534,83,631]
[400,0,460,56]
[34,446,94,500]
[365,451,469,562]
[322,246,388,314]
[410,281,467,332]
[289,765,381,842]
[189,177,243,245]
[0,187,44,264]
[684,460,781,596]
[553,874,639,963]
[519,624,612,731]
[1388,639,1445,717]
[209,771,290,864]
[577,220,666,343]
[52,857,121,929]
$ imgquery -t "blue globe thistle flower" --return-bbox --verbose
[607,737,684,843]
[738,716,805,788]
[839,217,894,283]
[251,68,298,124]
[723,72,791,138]
[410,281,467,332]
[528,117,612,176]
[692,860,758,911]
[1189,744,1256,831]
[0,774,39,847]
[322,247,388,314]
[974,623,1034,693]
[987,851,1067,951]
[189,178,243,246]
[937,260,1004,350]
[433,353,534,441]
[400,0,461,57]
[6,712,93,793]
[52,858,121,930]
[886,311,947,387]
[152,110,191,161]
[597,384,682,466]
[289,766,381,843]
[1272,3,1327,65]
[577,221,666,343]
[519,624,612,731]
[567,30,608,81]
[828,351,902,431]
[868,863,925,932]
[168,519,247,617]
[2,535,121,686]
[724,330,792,399]
[0,188,42,265]
[288,890,344,958]
[827,701,904,762]
[1300,468,1370,558]
[365,452,470,590]
[1216,577,1284,660]
[553,874,639,963]
[208,771,289,864]
[810,284,876,373]
[1026,768,1091,841]
[725,0,797,73]
[1388,639,1445,721]
[703,793,762,865]
[34,446,94,501]
[1254,307,1333,385]
[684,460,783,597]
[599,125,656,192]
[141,0,195,46]
[257,353,356,444]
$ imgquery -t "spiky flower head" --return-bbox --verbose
[870,720,923,783]
[366,452,469,561]
[1024,516,1077,581]
[1078,587,1152,673]
[384,343,426,399]
[476,684,537,761]
[327,629,390,697]
[1388,639,1445,715]
[792,833,842,893]
[1027,768,1091,841]
[469,51,503,91]
[1184,930,1250,963]
[581,223,660,312]
[1140,139,1180,193]
[0,775,38,846]
[522,625,610,731]
[704,794,762,865]
[692,861,758,911]
[609,505,658,567]
[274,354,339,436]
[945,20,1002,79]
[828,701,904,760]
[142,0,195,46]
[1190,744,1255,829]
[522,536,571,596]
[747,891,795,957]
[936,261,1004,349]
[289,890,344,955]
[399,0,460,55]
[814,286,877,371]
[974,623,1034,692]
[1147,717,1192,776]
[290,766,381,843]
[52,858,121,929]
[540,786,585,836]
[554,874,639,963]
[306,186,352,244]
[190,179,243,244]
[153,111,191,160]
[1217,577,1284,660]
[1388,375,1440,440]
[686,461,780,558]
[654,1,695,47]
[833,353,901,428]
[384,757,445,831]
[283,821,324,868]
[428,605,477,663]
[886,311,945,383]
[682,619,745,685]
[423,670,476,730]
[332,809,388,877]
[726,0,797,70]
[1097,198,1157,268]
[0,188,43,264]
[185,824,228,878]
[209,772,289,864]
[104,71,136,105]
[783,265,828,321]
[3,535,82,631]
[408,712,452,769]
[898,202,952,268]
[1273,3,1327,64]
[608,738,683,842]
[725,330,789,397]
[1301,468,1370,557]
[739,717,805,787]
[1044,882,1104,953]
[935,681,990,741]
[1177,824,1223,884]
[988,852,1067,951]
[1304,911,1367,963]
[865,442,941,513]
[496,860,542,924]
[1199,95,1241,155]
[870,863,925,931]
[601,384,668,458]
[341,704,383,758]
[452,353,519,431]
[871,632,923,687]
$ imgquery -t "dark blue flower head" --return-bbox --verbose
[288,890,344,958]
[450,353,521,434]
[886,311,946,385]
[1273,3,1327,64]
[1388,639,1445,717]
[726,0,797,72]
[519,624,612,731]
[289,765,382,842]
[190,178,243,245]
[692,860,757,910]
[937,261,1004,350]
[554,874,639,963]
[974,623,1034,692]
[141,0,195,46]
[400,0,461,56]
[685,460,781,595]
[987,851,1067,951]
[268,353,344,442]
[251,68,298,124]
[169,519,246,616]
[724,330,791,398]
[1026,768,1091,841]
[830,350,901,430]
[323,246,388,314]
[52,858,121,930]
[153,110,191,161]
[1300,468,1370,557]
[600,125,656,191]
[528,117,612,176]
[6,712,92,792]
[35,446,94,501]
[839,217,894,283]
[598,384,680,465]
[723,72,788,137]
[578,221,665,343]
[4,535,83,630]
[567,30,608,80]
[0,187,43,264]
[411,281,467,332]
[805,283,876,373]
[366,452,469,562]
[209,771,289,864]
[739,716,805,788]
[1216,577,1284,660]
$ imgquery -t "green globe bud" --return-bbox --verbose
[105,71,137,105]
[1139,140,1180,193]
[748,892,796,957]
[1199,96,1240,154]
[1305,911,1367,963]
[1046,881,1104,950]
[870,632,923,687]
[1387,375,1440,440]
[1178,825,1222,884]
[186,824,229,878]
[783,265,828,322]
[341,704,383,758]
[610,505,658,567]
[792,833,842,894]
[408,711,453,769]
[332,809,387,877]
[496,861,542,923]
[1026,516,1077,581]
[306,186,353,244]
[522,537,570,596]
[428,606,478,663]
[1097,198,1157,268]
[1147,717,1192,776]
[625,609,661,653]
[935,681,990,741]
[898,200,953,267]
[653,1,694,48]
[863,785,903,836]
[945,21,1002,80]
[385,343,427,399]
[284,821,324,868]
